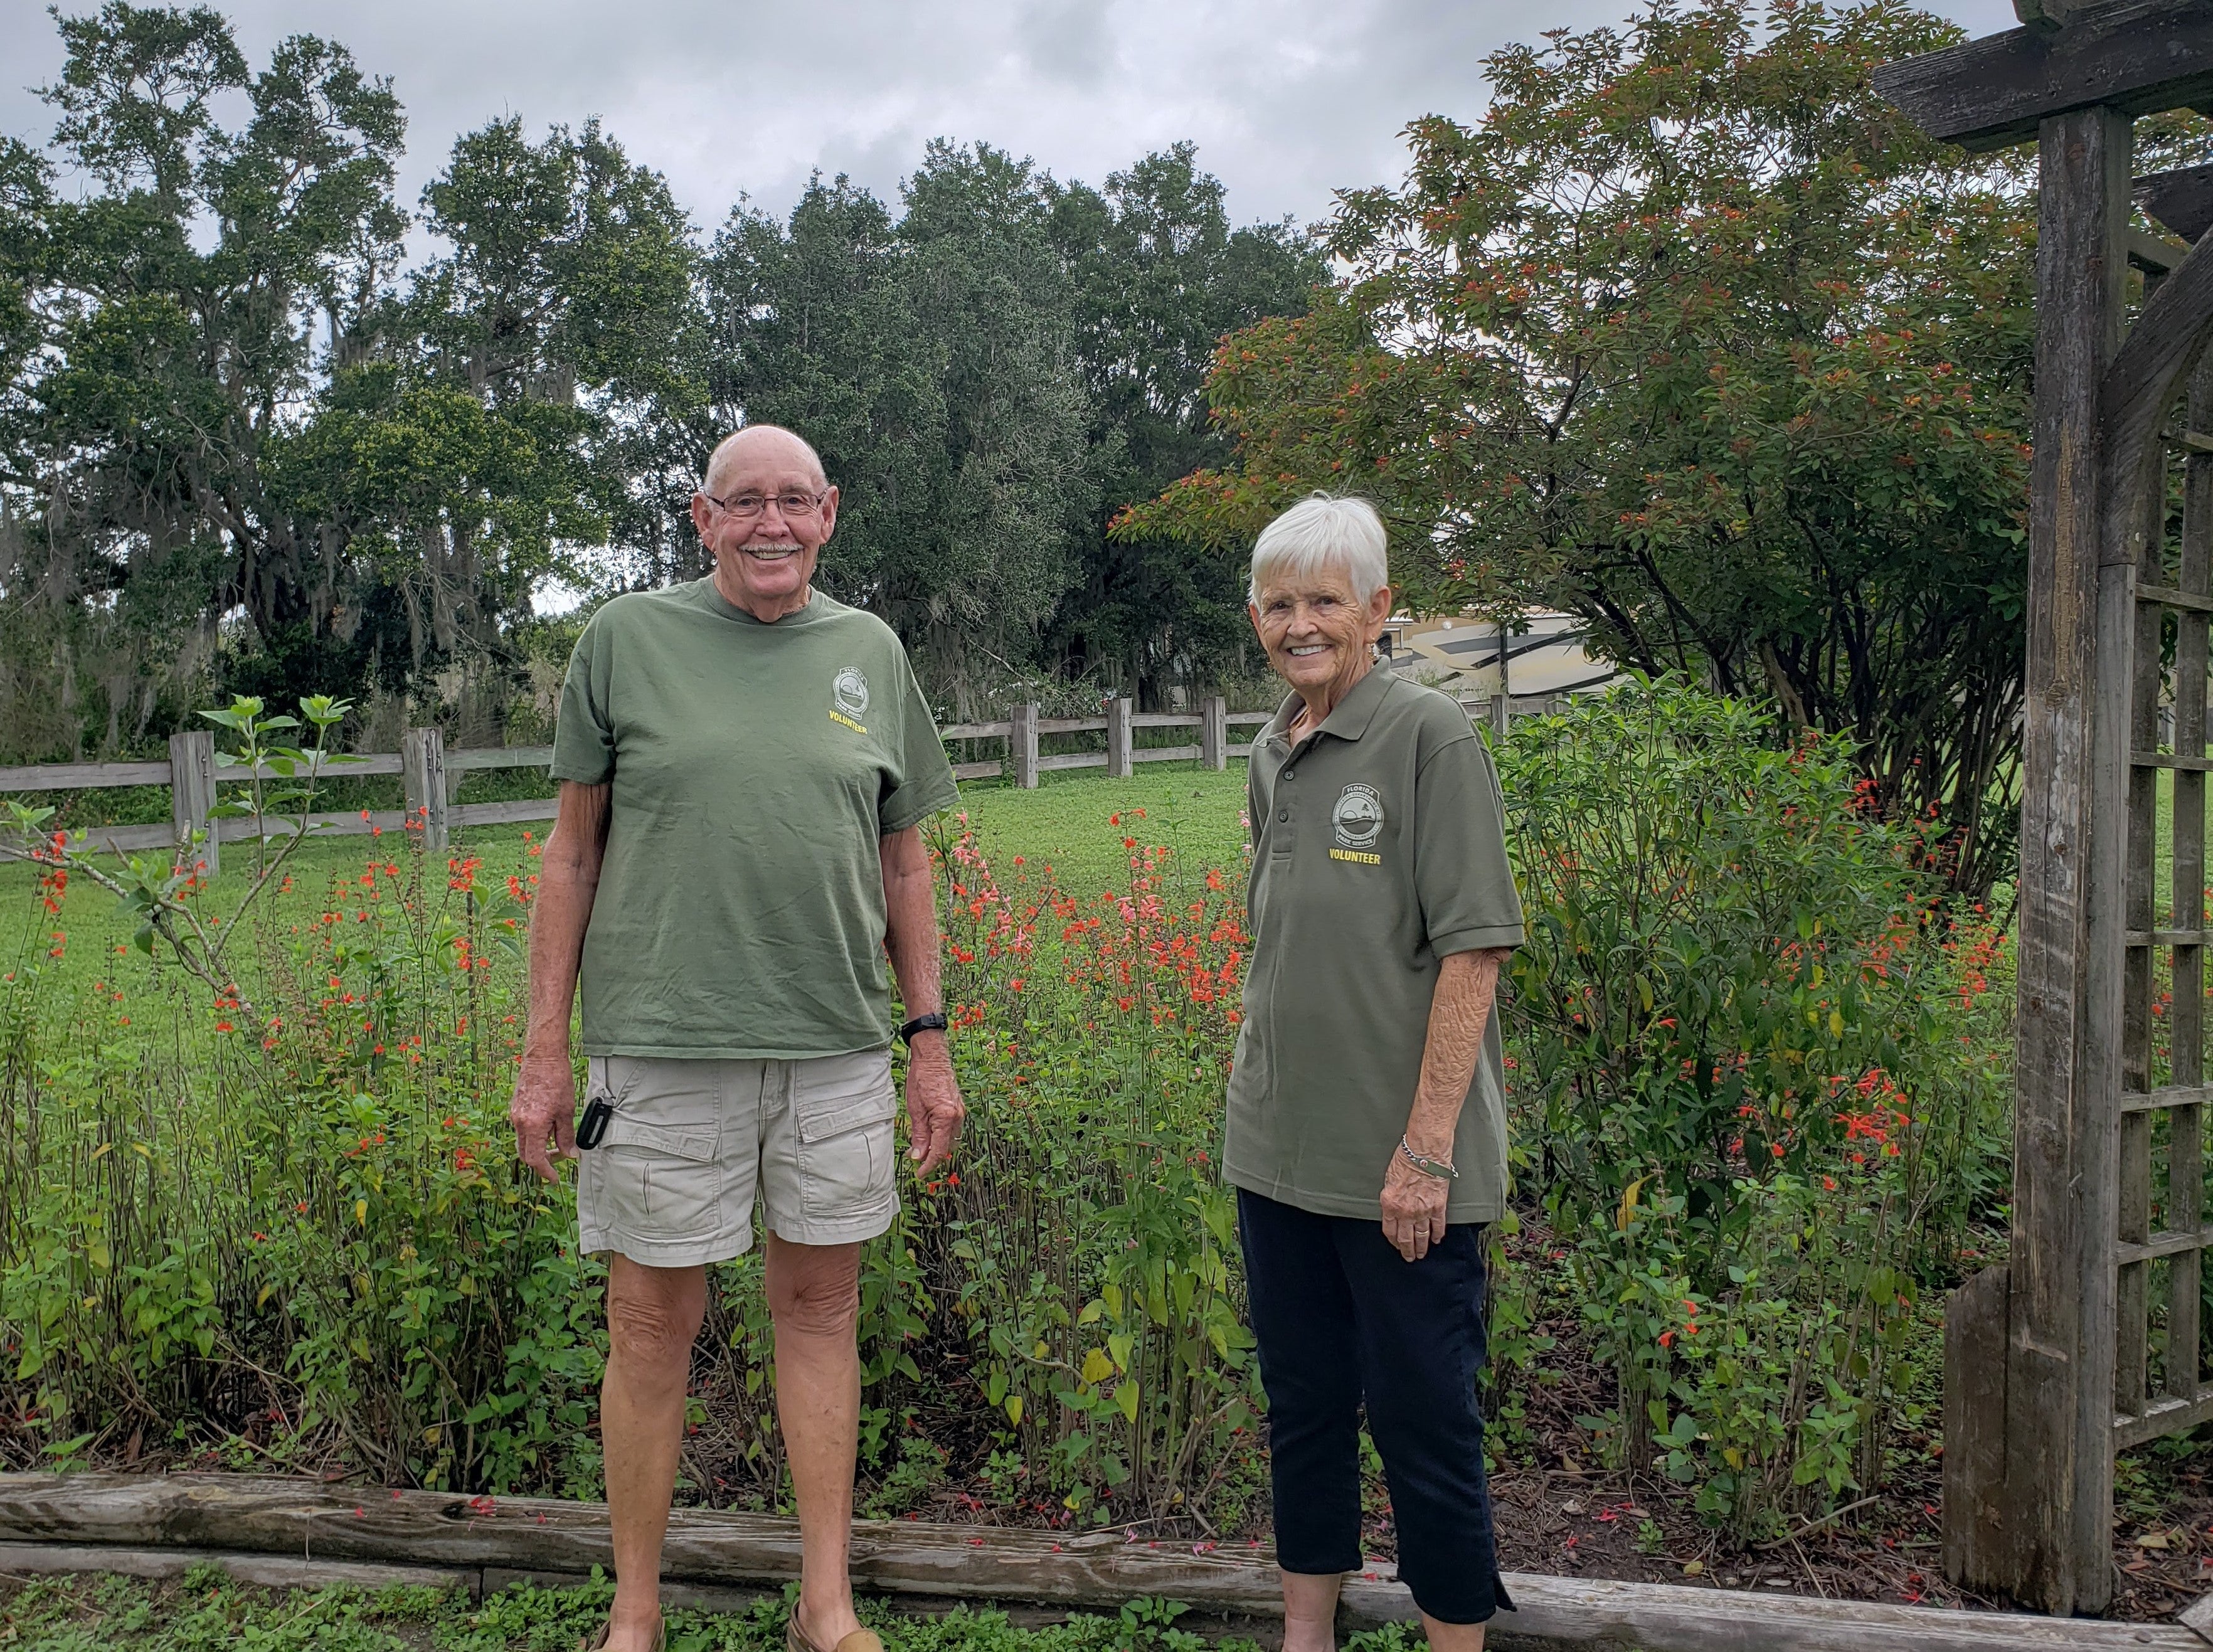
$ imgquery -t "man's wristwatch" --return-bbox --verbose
[898,1012,950,1046]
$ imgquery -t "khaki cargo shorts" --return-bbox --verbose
[576,1049,900,1266]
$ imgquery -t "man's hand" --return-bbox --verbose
[511,1051,580,1183]
[903,1035,964,1175]
[1380,1146,1450,1263]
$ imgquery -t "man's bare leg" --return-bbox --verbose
[767,1234,868,1648]
[603,1256,707,1652]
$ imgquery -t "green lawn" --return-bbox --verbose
[0,1569,1313,1652]
[953,765,1250,893]
[0,764,1252,1025]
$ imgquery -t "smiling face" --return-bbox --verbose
[1249,561,1393,713]
[690,426,839,621]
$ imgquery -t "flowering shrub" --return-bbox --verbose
[0,781,1263,1519]
[0,680,2011,1547]
[0,817,607,1493]
[911,812,1259,1520]
[1494,679,2010,1536]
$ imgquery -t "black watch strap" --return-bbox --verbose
[897,1012,949,1045]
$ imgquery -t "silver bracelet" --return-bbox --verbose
[1399,1135,1458,1180]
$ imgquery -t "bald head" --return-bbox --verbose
[704,425,828,495]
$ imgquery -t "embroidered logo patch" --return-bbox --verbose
[1332,782,1384,850]
[833,666,871,716]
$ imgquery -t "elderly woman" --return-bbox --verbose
[1229,495,1522,1651]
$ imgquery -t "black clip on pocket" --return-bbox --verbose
[576,1096,613,1152]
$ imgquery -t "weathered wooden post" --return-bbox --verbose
[1878,1,2213,1614]
[1012,703,1040,790]
[167,729,218,879]
[400,728,449,852]
[1106,696,1133,780]
[1201,696,1228,771]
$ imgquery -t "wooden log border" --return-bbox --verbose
[0,1475,2199,1651]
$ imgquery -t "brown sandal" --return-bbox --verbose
[579,1621,665,1652]
[786,1609,884,1652]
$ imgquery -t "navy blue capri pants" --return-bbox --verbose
[1237,1187,1513,1625]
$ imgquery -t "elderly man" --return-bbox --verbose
[512,425,964,1652]
[1229,494,1522,1651]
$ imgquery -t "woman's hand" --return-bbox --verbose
[1380,1147,1450,1262]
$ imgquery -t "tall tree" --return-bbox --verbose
[708,145,1102,712]
[1123,0,2038,893]
[704,176,948,622]
[1050,144,1324,706]
[280,117,704,691]
[5,3,407,733]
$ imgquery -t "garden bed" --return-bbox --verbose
[1,701,2207,1638]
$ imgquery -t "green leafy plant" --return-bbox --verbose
[1499,677,2007,1534]
[2,695,357,1017]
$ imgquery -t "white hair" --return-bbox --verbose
[1248,494,1389,605]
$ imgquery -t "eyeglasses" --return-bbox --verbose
[703,488,827,521]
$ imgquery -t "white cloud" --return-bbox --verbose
[1,0,2024,236]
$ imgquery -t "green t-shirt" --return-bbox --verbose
[1224,667,1524,1223]
[549,580,960,1059]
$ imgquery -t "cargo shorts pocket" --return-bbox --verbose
[594,1062,723,1231]
[793,1054,897,1222]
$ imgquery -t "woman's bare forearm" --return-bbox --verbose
[1404,948,1509,1160]
[523,781,610,1064]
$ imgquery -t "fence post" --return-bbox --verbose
[400,728,449,852]
[167,729,219,879]
[1012,703,1039,790]
[1106,696,1133,779]
[1201,696,1227,771]
[1489,692,1510,743]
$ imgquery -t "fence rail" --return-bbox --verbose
[1,692,1571,870]
[0,732,558,870]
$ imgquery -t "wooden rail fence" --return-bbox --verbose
[940,696,1268,786]
[0,730,556,872]
[942,691,1568,785]
[0,694,1569,872]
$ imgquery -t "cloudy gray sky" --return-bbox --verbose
[2,0,2020,240]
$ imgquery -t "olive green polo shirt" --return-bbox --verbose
[1224,667,1524,1223]
[549,580,960,1059]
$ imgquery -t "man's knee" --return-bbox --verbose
[607,1264,704,1373]
[766,1241,861,1338]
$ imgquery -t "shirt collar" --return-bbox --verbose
[1264,664,1395,749]
[698,578,820,627]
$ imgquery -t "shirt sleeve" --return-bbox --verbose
[880,653,960,834]
[1413,730,1524,956]
[548,614,615,785]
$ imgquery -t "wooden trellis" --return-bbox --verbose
[1878,0,2213,1616]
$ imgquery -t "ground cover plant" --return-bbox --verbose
[0,678,2062,1604]
[0,1569,1286,1652]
